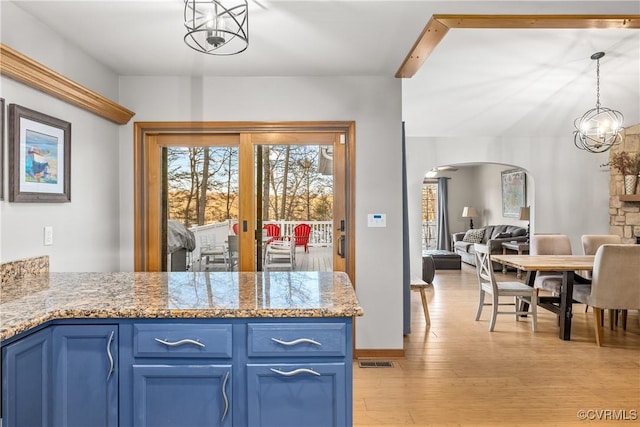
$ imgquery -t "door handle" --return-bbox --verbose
[337,235,345,258]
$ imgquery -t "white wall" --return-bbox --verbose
[406,135,610,280]
[118,75,405,351]
[475,164,533,228]
[1,1,407,351]
[0,2,122,271]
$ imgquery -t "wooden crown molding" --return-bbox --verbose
[0,43,135,125]
[396,14,640,78]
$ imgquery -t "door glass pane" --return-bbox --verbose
[257,144,334,272]
[422,182,438,250]
[164,145,239,271]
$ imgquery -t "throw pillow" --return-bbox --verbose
[462,228,485,243]
[495,232,512,238]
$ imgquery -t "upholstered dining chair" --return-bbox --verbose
[580,234,623,321]
[474,243,538,332]
[572,244,640,346]
[580,235,622,280]
[529,234,573,295]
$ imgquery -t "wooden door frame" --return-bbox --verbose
[133,121,356,281]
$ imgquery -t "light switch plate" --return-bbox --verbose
[44,226,53,246]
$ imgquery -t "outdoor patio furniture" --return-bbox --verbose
[293,223,311,253]
[263,224,281,245]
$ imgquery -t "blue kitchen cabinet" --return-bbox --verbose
[128,322,234,427]
[246,363,347,427]
[1,327,52,427]
[51,325,118,427]
[245,322,351,427]
[2,318,353,427]
[132,364,233,427]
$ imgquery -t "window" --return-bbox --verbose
[421,181,438,250]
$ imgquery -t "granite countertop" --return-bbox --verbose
[0,271,363,342]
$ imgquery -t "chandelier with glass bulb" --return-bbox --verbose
[573,52,624,153]
[184,0,248,55]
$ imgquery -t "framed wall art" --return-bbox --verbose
[8,104,71,202]
[501,169,526,218]
[1,97,4,200]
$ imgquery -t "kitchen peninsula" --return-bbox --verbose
[1,271,363,427]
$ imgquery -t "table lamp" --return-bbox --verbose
[462,206,478,229]
[519,206,530,242]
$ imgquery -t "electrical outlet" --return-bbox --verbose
[44,226,53,246]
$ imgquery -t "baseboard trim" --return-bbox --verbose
[354,349,405,359]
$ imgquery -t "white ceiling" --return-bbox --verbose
[7,0,640,138]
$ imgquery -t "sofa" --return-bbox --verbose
[452,225,527,269]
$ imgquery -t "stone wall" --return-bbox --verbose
[610,124,640,243]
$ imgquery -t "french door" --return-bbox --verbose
[133,122,354,276]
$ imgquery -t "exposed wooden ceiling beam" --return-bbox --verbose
[396,14,640,79]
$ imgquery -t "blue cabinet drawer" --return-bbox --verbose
[248,323,346,357]
[246,363,347,427]
[134,324,232,358]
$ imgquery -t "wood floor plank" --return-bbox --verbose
[353,264,640,426]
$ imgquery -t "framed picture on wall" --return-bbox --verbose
[501,169,526,218]
[1,97,4,201]
[8,104,71,202]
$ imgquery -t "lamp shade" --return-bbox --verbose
[519,206,530,221]
[462,206,478,218]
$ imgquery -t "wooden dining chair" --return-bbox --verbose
[474,244,538,332]
[572,244,640,346]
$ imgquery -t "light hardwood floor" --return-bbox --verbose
[353,264,640,426]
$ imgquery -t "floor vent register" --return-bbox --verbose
[358,360,394,368]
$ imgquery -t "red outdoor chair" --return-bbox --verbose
[293,223,311,253]
[263,224,281,245]
[232,222,239,235]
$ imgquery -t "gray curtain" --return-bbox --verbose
[402,122,411,335]
[437,177,451,251]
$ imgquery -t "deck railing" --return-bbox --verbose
[187,220,333,262]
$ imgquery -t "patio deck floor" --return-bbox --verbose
[189,245,333,272]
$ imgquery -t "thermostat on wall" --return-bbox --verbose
[367,213,386,227]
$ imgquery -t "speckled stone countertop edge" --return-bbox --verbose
[0,271,364,342]
[2,306,364,342]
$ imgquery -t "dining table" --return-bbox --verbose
[490,254,595,340]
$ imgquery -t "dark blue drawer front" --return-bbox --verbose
[248,323,346,357]
[134,324,232,358]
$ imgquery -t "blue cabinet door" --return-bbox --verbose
[132,364,232,427]
[52,325,118,427]
[246,363,347,427]
[1,328,52,427]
